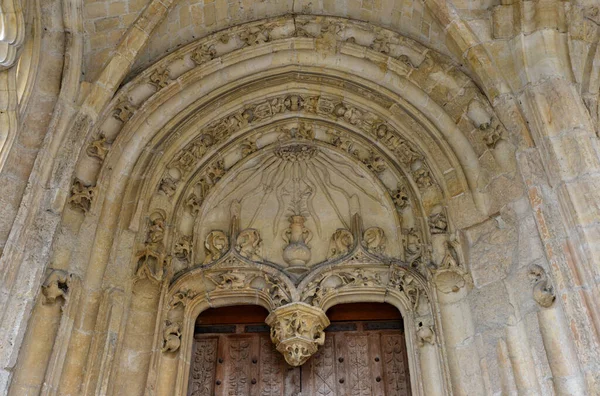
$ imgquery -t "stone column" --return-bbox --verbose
[7,271,70,395]
[505,316,542,395]
[434,269,485,396]
[415,317,444,396]
[529,264,585,394]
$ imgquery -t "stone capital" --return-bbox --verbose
[265,302,330,366]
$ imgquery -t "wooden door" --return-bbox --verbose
[187,304,411,396]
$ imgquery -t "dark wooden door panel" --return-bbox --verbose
[188,322,410,396]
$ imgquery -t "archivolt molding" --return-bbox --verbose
[72,15,513,228]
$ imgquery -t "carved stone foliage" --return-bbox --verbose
[302,264,428,311]
[164,92,435,201]
[235,228,263,261]
[327,229,354,260]
[86,134,110,161]
[68,179,96,213]
[162,289,197,354]
[205,268,291,308]
[363,227,386,255]
[265,303,330,366]
[173,235,192,264]
[391,184,409,210]
[41,270,71,304]
[134,248,169,283]
[203,230,229,264]
[528,264,556,308]
[429,211,448,234]
[113,100,136,122]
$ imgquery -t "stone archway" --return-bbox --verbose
[9,15,557,396]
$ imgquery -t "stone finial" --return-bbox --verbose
[266,302,330,366]
[528,264,555,308]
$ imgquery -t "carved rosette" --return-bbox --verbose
[265,302,330,366]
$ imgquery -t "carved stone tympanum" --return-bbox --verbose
[265,302,330,366]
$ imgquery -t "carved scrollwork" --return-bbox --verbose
[266,303,330,366]
[528,264,556,308]
[203,230,229,264]
[327,229,354,259]
[41,270,71,304]
[390,267,421,309]
[235,228,263,261]
[363,227,387,255]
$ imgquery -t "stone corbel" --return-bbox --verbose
[0,0,25,69]
[265,302,330,366]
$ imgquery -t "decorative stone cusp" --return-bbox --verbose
[265,302,330,366]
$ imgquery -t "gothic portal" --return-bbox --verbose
[2,2,600,396]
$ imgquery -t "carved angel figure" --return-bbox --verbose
[235,228,262,261]
[161,320,182,353]
[203,230,229,264]
[363,227,387,254]
[327,229,354,259]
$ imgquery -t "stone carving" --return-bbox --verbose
[203,230,229,264]
[389,268,421,309]
[68,179,95,213]
[240,137,258,157]
[190,44,217,64]
[467,99,493,130]
[235,228,262,261]
[282,216,312,273]
[158,175,177,197]
[173,235,192,264]
[149,68,171,89]
[327,229,354,259]
[161,320,182,353]
[483,124,503,148]
[263,274,291,307]
[41,270,70,304]
[429,211,448,234]
[391,184,409,210]
[239,25,271,46]
[86,134,110,161]
[146,211,166,245]
[134,248,167,283]
[113,100,136,122]
[162,93,436,203]
[208,270,248,290]
[416,319,436,346]
[413,167,433,189]
[528,264,556,308]
[363,227,386,255]
[305,269,382,307]
[266,303,330,366]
